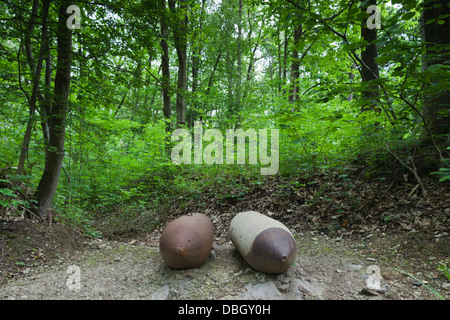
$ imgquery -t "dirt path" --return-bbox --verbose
[1,221,448,300]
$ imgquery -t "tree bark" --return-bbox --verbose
[422,0,450,137]
[189,0,206,128]
[168,0,188,127]
[42,27,52,146]
[360,0,380,112]
[159,0,172,136]
[289,10,302,102]
[205,51,222,96]
[17,0,50,177]
[282,31,288,97]
[235,0,243,126]
[34,1,73,220]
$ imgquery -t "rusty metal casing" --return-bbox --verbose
[159,213,214,269]
[229,211,297,274]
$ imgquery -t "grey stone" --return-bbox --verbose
[240,281,282,300]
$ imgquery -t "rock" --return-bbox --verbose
[442,283,450,291]
[151,285,170,300]
[412,281,423,286]
[237,279,310,300]
[361,287,379,296]
[341,261,364,272]
[138,290,150,298]
[295,278,323,299]
[385,288,400,300]
[381,269,401,280]
[209,249,217,260]
[348,264,363,272]
[240,281,283,300]
[285,279,305,300]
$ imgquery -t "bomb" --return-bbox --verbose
[159,213,214,269]
[230,211,296,274]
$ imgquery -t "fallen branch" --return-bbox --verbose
[408,183,420,198]
[389,151,428,198]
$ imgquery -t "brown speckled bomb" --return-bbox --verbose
[230,211,296,274]
[159,213,214,269]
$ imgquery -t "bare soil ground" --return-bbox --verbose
[0,217,448,300]
[1,170,449,300]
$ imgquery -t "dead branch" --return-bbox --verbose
[389,151,428,198]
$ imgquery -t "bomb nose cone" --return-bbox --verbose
[246,227,297,274]
[230,211,297,275]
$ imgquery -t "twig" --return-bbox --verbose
[408,184,420,198]
[389,151,428,198]
[18,204,44,222]
[144,67,162,85]
[398,92,444,163]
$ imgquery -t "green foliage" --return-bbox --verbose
[0,174,34,216]
[437,260,450,282]
[431,147,450,182]
[0,0,448,237]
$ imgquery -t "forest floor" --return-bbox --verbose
[0,168,449,300]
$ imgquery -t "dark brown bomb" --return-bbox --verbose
[159,213,214,269]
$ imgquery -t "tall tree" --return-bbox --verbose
[360,0,380,112]
[34,1,73,220]
[159,0,172,135]
[188,0,206,128]
[168,0,188,127]
[17,0,50,177]
[422,0,450,138]
[236,0,243,126]
[289,21,302,102]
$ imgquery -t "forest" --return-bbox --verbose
[0,0,449,300]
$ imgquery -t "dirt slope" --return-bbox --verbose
[1,218,448,300]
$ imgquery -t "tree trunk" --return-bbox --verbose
[159,0,172,136]
[422,0,450,137]
[289,7,302,102]
[277,23,282,93]
[41,27,52,147]
[34,2,73,220]
[235,0,242,126]
[282,31,288,97]
[17,0,49,177]
[205,51,221,96]
[189,0,206,128]
[168,0,188,127]
[360,0,380,112]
